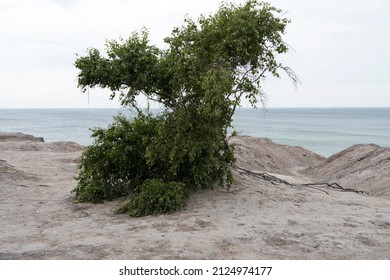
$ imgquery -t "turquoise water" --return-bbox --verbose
[1,108,389,157]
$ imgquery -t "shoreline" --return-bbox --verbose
[2,107,390,157]
[1,132,390,259]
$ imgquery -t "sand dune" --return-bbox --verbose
[1,132,389,259]
[304,144,390,198]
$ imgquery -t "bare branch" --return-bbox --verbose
[280,65,300,92]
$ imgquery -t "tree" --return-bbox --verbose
[73,0,297,216]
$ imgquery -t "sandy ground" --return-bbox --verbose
[0,132,389,259]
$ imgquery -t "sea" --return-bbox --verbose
[0,108,389,157]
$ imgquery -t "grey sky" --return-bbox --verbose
[0,0,389,108]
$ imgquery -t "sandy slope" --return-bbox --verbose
[0,132,389,259]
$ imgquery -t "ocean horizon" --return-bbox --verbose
[1,107,389,157]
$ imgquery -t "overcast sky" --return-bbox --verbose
[0,0,389,108]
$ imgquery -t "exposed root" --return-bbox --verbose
[299,182,367,195]
[235,166,293,186]
[235,166,368,195]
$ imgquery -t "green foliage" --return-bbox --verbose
[73,109,235,205]
[72,113,162,203]
[116,179,188,217]
[145,106,236,190]
[74,29,161,104]
[73,0,296,216]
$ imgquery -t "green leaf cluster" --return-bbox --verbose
[72,114,161,203]
[73,0,296,216]
[116,179,188,217]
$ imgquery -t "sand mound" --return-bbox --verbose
[0,132,83,153]
[232,135,390,198]
[0,132,44,143]
[304,144,390,197]
[0,160,31,182]
[231,135,324,175]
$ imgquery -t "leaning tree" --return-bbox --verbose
[73,0,297,216]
